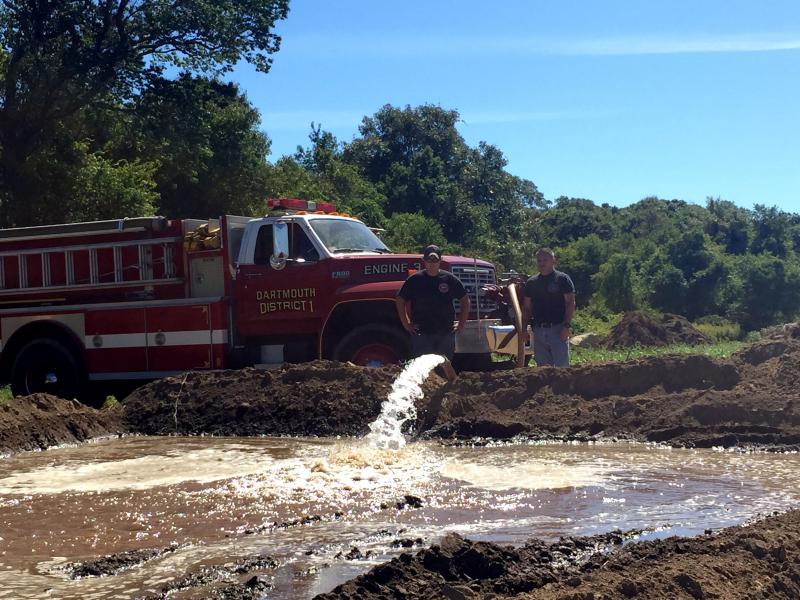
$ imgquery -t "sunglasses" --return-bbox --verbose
[424,256,440,262]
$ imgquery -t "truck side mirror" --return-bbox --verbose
[270,222,289,270]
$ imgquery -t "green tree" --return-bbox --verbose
[617,197,710,246]
[383,213,447,254]
[341,104,532,252]
[751,204,794,257]
[539,197,615,245]
[69,150,158,222]
[292,126,387,226]
[0,0,289,226]
[706,197,752,254]
[644,253,688,315]
[127,75,271,218]
[726,253,800,329]
[594,254,638,312]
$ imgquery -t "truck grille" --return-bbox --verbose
[451,264,498,316]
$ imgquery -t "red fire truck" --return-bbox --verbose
[0,199,500,400]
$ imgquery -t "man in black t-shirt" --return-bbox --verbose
[522,248,576,367]
[396,244,470,379]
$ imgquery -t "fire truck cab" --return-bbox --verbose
[0,199,500,400]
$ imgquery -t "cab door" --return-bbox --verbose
[235,221,327,337]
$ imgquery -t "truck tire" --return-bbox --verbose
[10,338,85,400]
[333,324,409,367]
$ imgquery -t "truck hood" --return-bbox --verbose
[332,253,494,269]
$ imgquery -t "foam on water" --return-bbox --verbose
[365,354,446,450]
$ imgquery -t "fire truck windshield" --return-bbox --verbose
[309,218,391,254]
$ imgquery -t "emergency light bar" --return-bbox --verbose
[267,198,337,214]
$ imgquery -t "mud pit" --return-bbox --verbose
[1,340,800,598]
[1,437,800,599]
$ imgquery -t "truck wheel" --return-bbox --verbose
[11,338,85,400]
[333,324,409,367]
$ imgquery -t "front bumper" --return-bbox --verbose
[483,324,532,356]
[454,320,533,356]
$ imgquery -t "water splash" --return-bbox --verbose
[365,354,446,450]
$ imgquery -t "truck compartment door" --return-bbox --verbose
[85,309,147,375]
[146,304,212,372]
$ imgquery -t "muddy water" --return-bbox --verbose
[0,437,799,599]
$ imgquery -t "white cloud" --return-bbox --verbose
[551,33,800,56]
[285,32,800,58]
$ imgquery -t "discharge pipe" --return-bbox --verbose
[507,282,527,368]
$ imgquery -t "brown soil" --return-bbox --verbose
[317,509,800,600]
[606,312,709,348]
[4,338,800,453]
[422,339,800,448]
[121,361,443,438]
[119,340,800,450]
[68,546,179,579]
[0,393,122,454]
[762,321,800,341]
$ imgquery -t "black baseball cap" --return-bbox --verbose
[422,245,442,260]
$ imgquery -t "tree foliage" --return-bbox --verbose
[0,0,289,226]
[382,213,446,254]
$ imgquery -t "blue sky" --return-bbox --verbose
[231,0,800,211]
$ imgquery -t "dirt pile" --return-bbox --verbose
[318,510,800,600]
[316,530,631,600]
[120,339,800,449]
[423,341,800,448]
[0,394,122,454]
[761,321,800,341]
[122,361,444,438]
[68,546,179,579]
[5,338,800,452]
[606,312,710,348]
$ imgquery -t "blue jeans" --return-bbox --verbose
[532,323,569,367]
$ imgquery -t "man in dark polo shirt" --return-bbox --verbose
[522,248,576,367]
[395,244,470,380]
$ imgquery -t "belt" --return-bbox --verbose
[532,322,562,328]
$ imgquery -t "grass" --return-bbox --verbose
[101,395,120,409]
[0,385,11,404]
[569,340,745,366]
[694,321,742,342]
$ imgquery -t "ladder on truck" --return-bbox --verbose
[0,217,181,292]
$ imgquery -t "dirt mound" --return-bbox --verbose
[7,340,800,452]
[761,322,800,341]
[122,361,443,438]
[318,510,800,600]
[316,530,631,599]
[606,312,709,348]
[422,346,800,448]
[119,342,800,449]
[0,394,122,454]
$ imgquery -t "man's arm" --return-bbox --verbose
[454,294,470,333]
[522,296,532,341]
[561,292,576,341]
[395,297,418,335]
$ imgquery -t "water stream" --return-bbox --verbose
[365,354,445,449]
